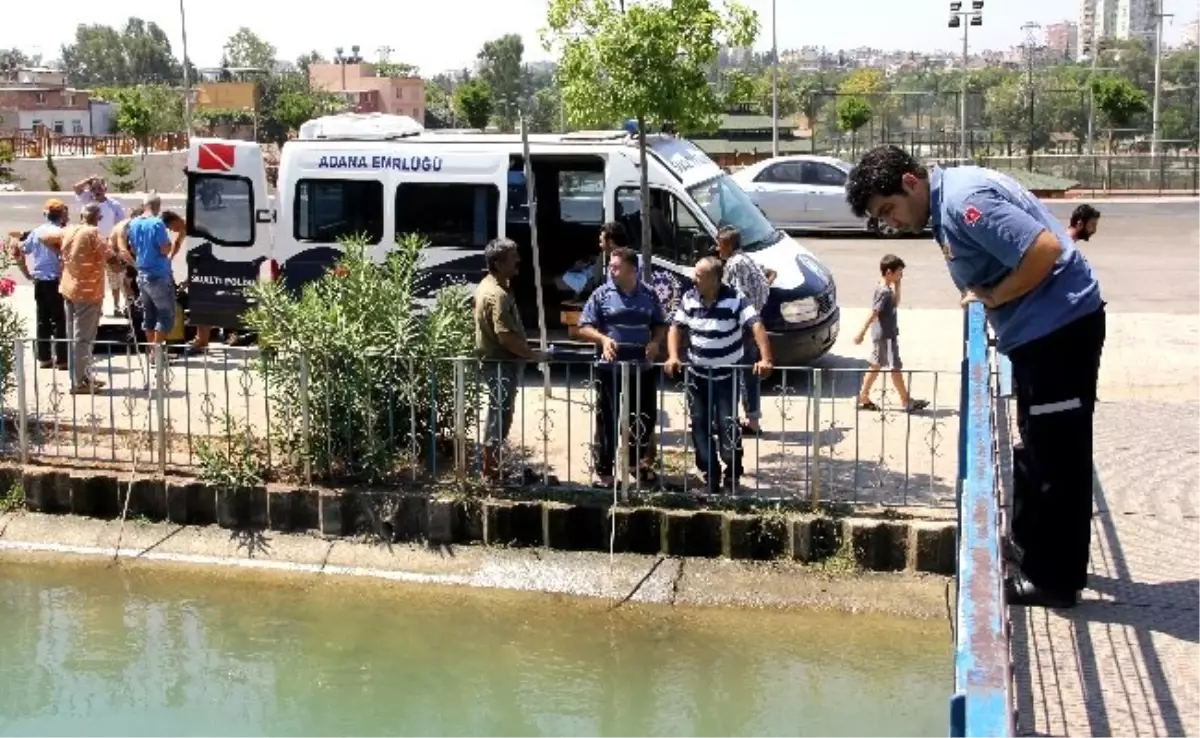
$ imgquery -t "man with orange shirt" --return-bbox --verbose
[59,203,111,394]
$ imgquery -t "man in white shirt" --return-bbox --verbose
[73,176,128,315]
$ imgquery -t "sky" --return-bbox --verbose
[6,0,1193,74]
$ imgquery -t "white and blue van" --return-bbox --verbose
[181,114,839,365]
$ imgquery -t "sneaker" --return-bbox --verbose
[907,399,930,413]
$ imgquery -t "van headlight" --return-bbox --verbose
[780,297,819,323]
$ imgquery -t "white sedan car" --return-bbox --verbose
[730,155,901,236]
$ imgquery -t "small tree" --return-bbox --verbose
[0,142,14,184]
[45,152,60,192]
[1092,75,1149,153]
[543,0,759,281]
[454,79,495,129]
[113,87,155,151]
[244,235,478,483]
[836,96,872,156]
[102,157,137,193]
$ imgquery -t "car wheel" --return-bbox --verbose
[868,217,902,238]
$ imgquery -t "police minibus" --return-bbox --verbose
[181,113,840,365]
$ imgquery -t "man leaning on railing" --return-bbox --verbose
[665,256,773,496]
[575,246,667,488]
[845,145,1106,610]
[474,238,546,484]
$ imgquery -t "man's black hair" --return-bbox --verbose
[161,210,184,227]
[880,253,906,275]
[484,237,519,273]
[600,221,628,247]
[1070,204,1100,227]
[609,246,639,270]
[844,145,928,218]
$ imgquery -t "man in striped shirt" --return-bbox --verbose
[665,256,774,494]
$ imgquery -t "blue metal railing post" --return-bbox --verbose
[949,302,1012,738]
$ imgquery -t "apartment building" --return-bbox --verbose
[1046,21,1080,60]
[308,62,425,122]
[1079,0,1156,58]
[0,81,94,135]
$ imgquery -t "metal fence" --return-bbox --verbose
[1,339,962,507]
[0,132,190,159]
[949,302,1012,737]
[980,153,1200,193]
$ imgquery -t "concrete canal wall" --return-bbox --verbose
[2,464,957,574]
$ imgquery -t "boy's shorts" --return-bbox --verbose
[871,338,902,370]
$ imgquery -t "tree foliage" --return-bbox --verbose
[454,79,495,129]
[836,96,871,133]
[375,60,420,78]
[257,74,341,146]
[1092,75,1149,130]
[477,34,525,132]
[60,18,181,86]
[96,84,185,137]
[222,27,276,71]
[244,236,478,484]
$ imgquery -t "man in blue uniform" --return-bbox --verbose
[844,146,1105,609]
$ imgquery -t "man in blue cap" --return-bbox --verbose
[844,145,1105,609]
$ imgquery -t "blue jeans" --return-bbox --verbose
[686,370,742,489]
[137,273,176,334]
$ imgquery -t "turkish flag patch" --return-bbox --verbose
[197,142,236,172]
[963,205,982,226]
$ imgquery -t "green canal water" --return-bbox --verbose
[0,558,949,736]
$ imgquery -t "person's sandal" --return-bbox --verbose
[907,399,930,413]
[858,400,881,411]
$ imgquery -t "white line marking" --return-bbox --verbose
[1029,397,1082,416]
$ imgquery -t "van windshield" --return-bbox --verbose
[686,174,781,252]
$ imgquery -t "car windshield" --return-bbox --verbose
[686,174,781,251]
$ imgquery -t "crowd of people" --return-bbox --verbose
[473,222,775,495]
[3,176,187,394]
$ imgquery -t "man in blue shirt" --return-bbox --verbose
[577,246,666,487]
[125,211,182,350]
[845,146,1105,609]
[15,199,70,368]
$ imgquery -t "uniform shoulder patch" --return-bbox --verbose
[963,205,982,226]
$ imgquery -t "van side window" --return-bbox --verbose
[294,179,384,244]
[396,183,499,247]
[559,171,604,225]
[188,174,254,247]
[614,186,711,265]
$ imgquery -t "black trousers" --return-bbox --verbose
[1009,307,1106,595]
[592,364,658,477]
[33,279,67,364]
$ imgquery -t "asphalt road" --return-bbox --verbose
[1,193,1195,313]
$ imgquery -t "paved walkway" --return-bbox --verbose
[1008,400,1199,737]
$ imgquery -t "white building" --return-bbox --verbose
[1078,0,1156,58]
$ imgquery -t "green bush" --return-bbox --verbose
[244,234,479,483]
[102,157,137,193]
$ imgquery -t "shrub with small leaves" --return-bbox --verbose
[244,234,479,483]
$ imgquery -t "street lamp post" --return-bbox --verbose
[1021,22,1042,172]
[949,1,983,163]
[771,0,779,157]
[179,0,193,138]
[1151,0,1174,158]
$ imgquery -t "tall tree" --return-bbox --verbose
[529,87,561,132]
[0,49,31,75]
[544,0,759,278]
[477,34,525,132]
[1092,75,1148,151]
[836,96,871,155]
[295,51,326,77]
[454,79,495,129]
[222,27,277,71]
[258,74,341,145]
[61,25,130,86]
[121,18,180,83]
[59,19,180,87]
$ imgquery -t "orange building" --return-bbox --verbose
[307,62,425,122]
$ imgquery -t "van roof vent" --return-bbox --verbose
[560,130,631,141]
[297,113,424,141]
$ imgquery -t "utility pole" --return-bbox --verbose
[1021,22,1042,171]
[771,0,779,157]
[179,0,193,138]
[1151,0,1173,158]
[949,1,983,163]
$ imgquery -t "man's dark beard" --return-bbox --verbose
[1074,228,1091,242]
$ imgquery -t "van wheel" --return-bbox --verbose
[868,217,902,238]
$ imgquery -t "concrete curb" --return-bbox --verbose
[2,465,957,575]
